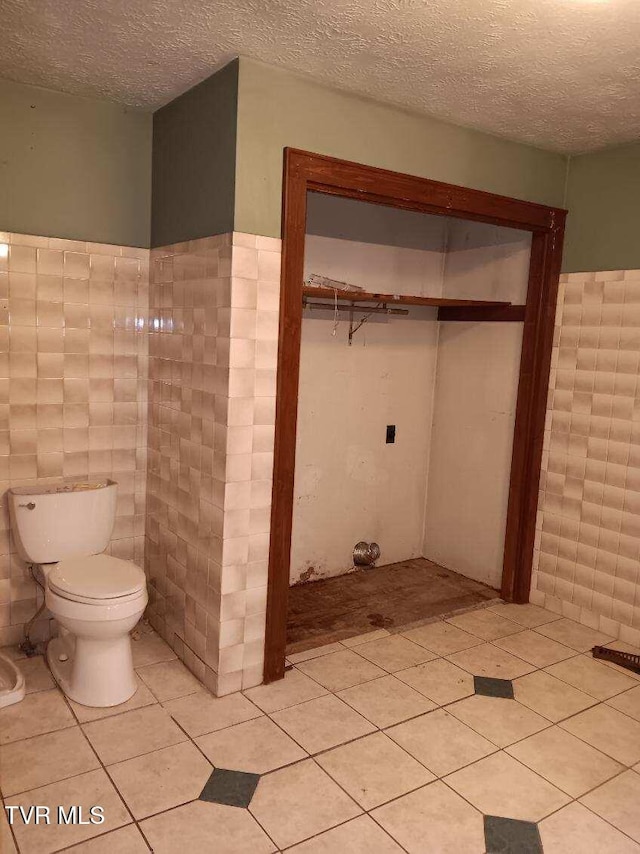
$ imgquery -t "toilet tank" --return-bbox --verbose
[8,480,118,564]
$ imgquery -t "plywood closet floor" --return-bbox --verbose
[286,557,499,655]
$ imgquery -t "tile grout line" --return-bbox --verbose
[0,717,78,750]
[22,644,634,817]
[256,636,606,848]
[80,723,189,768]
[277,807,412,854]
[287,609,625,699]
[57,659,152,853]
[8,645,638,751]
[1,793,21,854]
[160,620,632,846]
[499,762,640,850]
[312,739,436,811]
[306,644,640,804]
[54,649,197,850]
[424,682,640,844]
[152,693,288,852]
[4,612,640,851]
[56,821,152,853]
[291,656,423,695]
[224,693,405,848]
[436,761,552,834]
[101,670,640,850]
[573,782,640,848]
[335,686,439,730]
[6,653,147,854]
[69,667,277,850]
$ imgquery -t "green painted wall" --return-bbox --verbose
[563,143,640,273]
[10,56,633,272]
[151,60,238,247]
[234,58,568,238]
[0,78,151,247]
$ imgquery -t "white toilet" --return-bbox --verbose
[9,480,148,708]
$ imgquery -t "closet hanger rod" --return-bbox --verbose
[303,300,409,316]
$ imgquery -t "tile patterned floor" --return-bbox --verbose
[2,607,640,851]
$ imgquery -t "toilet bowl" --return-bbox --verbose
[8,481,148,708]
[45,554,147,706]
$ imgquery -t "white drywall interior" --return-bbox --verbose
[291,305,439,584]
[443,220,531,303]
[422,221,531,587]
[291,195,531,588]
[423,322,524,587]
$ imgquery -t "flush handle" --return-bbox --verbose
[19,502,36,510]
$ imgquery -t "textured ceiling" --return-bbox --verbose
[2,0,640,153]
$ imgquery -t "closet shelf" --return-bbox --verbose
[302,285,512,309]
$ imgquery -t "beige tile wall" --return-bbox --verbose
[0,232,149,646]
[532,269,640,647]
[219,233,280,694]
[145,234,229,688]
[145,233,280,696]
[7,230,638,693]
[14,230,637,691]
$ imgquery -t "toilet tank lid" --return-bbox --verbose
[10,480,113,497]
[49,555,145,600]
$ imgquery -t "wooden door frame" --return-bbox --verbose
[264,148,566,683]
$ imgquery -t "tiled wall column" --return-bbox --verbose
[532,269,640,647]
[215,233,280,694]
[0,231,149,646]
[145,235,230,684]
[145,233,280,695]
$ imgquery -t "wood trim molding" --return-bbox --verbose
[437,305,527,322]
[264,148,566,683]
[292,149,561,231]
[501,228,565,602]
[303,285,512,309]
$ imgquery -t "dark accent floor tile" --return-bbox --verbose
[474,676,514,699]
[199,768,261,808]
[484,815,542,853]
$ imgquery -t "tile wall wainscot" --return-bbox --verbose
[145,233,281,695]
[532,269,640,647]
[0,231,149,646]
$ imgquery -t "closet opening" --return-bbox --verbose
[265,149,566,683]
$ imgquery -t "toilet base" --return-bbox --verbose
[48,633,138,708]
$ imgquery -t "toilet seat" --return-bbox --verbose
[48,554,146,605]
